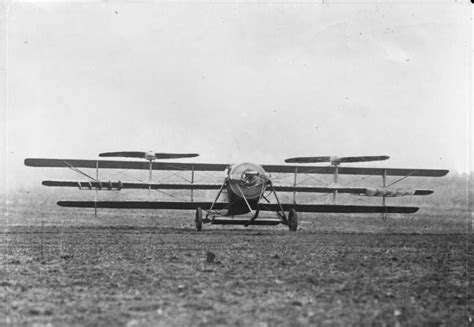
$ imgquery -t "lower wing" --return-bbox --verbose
[57,201,418,214]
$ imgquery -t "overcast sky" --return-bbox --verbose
[1,1,471,191]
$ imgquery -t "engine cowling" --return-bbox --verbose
[227,162,268,200]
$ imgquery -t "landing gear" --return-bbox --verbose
[288,209,297,232]
[195,207,203,231]
[252,210,260,220]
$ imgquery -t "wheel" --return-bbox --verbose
[195,207,203,231]
[288,209,297,232]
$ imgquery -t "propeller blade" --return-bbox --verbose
[99,151,146,158]
[285,155,390,164]
[154,153,199,159]
[99,151,199,160]
[338,155,390,163]
[284,156,331,163]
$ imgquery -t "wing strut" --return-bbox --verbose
[236,184,255,217]
[386,170,417,188]
[191,165,195,202]
[64,160,101,218]
[382,169,387,221]
[95,160,99,218]
[206,180,228,218]
[333,166,339,204]
[63,161,97,181]
[267,181,288,223]
[292,167,298,204]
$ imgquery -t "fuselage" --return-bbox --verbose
[224,162,269,216]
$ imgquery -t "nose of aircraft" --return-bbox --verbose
[227,162,268,200]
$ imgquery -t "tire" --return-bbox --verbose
[288,209,297,232]
[195,207,203,231]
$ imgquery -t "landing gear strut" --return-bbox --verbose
[195,207,203,231]
[288,209,298,232]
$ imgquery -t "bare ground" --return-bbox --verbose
[1,208,472,326]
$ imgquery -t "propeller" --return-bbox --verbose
[99,151,199,161]
[284,155,390,165]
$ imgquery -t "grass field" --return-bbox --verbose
[1,201,472,326]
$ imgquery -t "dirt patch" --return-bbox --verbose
[2,220,472,326]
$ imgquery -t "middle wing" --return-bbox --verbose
[42,180,433,196]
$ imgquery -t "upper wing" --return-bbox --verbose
[25,158,229,171]
[25,158,448,177]
[262,165,448,177]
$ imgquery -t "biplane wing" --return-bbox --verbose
[42,180,433,196]
[24,158,229,171]
[25,155,449,232]
[261,165,449,177]
[25,158,449,177]
[57,200,418,214]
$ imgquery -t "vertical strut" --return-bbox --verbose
[382,169,387,221]
[94,160,98,218]
[333,166,339,203]
[293,167,298,204]
[148,160,153,181]
[148,160,153,199]
[191,165,195,202]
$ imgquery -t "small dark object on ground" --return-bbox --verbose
[206,251,216,263]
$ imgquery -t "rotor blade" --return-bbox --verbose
[284,156,331,163]
[154,153,199,159]
[338,155,390,163]
[99,151,146,158]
